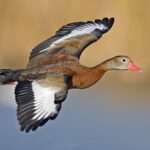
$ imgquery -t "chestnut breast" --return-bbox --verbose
[72,69,105,89]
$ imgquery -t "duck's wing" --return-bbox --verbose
[29,17,114,61]
[15,74,69,132]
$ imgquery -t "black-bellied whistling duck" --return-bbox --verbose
[0,55,141,132]
[0,18,142,132]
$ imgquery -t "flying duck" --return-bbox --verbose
[0,17,142,132]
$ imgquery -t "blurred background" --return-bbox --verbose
[0,0,150,150]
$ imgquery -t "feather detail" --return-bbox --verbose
[15,80,68,132]
[30,17,114,59]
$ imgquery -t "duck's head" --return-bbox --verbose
[102,55,142,72]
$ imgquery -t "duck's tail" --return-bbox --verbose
[0,69,20,84]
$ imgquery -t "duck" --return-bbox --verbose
[0,55,141,132]
[0,17,142,132]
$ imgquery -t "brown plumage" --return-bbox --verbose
[0,17,142,132]
[17,55,141,89]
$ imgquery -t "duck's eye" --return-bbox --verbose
[122,58,127,62]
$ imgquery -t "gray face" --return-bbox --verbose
[108,56,132,70]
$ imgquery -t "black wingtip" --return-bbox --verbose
[94,17,115,33]
[109,17,115,28]
[101,17,115,29]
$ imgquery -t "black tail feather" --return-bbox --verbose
[0,69,18,84]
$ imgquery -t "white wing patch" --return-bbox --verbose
[40,23,108,53]
[30,18,114,59]
[32,81,61,121]
[15,79,68,132]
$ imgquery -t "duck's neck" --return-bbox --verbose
[94,58,114,71]
[93,62,108,72]
[72,63,107,89]
[89,63,108,83]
